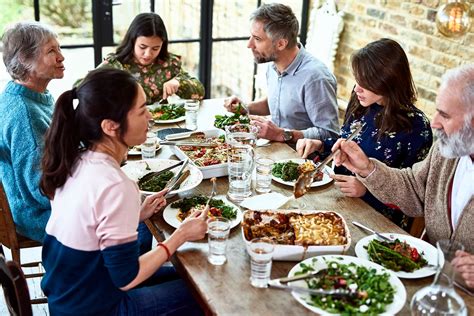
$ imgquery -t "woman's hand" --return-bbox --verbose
[332,139,374,177]
[452,250,474,289]
[163,78,180,99]
[176,206,209,242]
[296,139,323,158]
[331,174,367,197]
[139,189,168,221]
[224,95,243,113]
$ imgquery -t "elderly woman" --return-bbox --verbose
[0,22,64,242]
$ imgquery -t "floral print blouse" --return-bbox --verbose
[318,103,433,230]
[99,53,205,104]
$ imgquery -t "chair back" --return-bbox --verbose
[0,255,33,316]
[0,182,20,250]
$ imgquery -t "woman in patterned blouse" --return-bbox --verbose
[99,12,204,104]
[296,38,433,230]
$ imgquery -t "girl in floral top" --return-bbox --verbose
[99,13,204,104]
[296,38,433,230]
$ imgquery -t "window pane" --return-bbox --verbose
[266,0,303,24]
[211,40,255,100]
[155,1,200,40]
[0,1,33,32]
[112,1,152,44]
[168,42,200,79]
[213,0,257,39]
[39,0,93,45]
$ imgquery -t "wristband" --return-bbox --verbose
[362,160,377,178]
[157,243,171,261]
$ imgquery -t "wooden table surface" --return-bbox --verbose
[140,99,473,315]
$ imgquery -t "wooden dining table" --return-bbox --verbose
[139,99,473,315]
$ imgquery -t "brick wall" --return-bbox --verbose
[331,0,474,118]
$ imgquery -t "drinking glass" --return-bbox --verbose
[248,238,275,288]
[227,143,254,203]
[225,124,258,147]
[255,157,274,193]
[410,239,466,315]
[141,132,157,159]
[207,217,231,265]
[185,100,200,130]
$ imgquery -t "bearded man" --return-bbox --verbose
[331,64,474,288]
[224,3,339,143]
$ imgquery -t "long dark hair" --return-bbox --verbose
[115,12,169,65]
[345,38,417,137]
[40,68,139,198]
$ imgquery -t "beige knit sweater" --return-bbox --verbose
[358,141,474,253]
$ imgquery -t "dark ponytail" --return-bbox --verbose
[40,68,139,198]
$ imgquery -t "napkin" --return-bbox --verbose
[240,192,291,210]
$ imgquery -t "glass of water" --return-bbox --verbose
[255,157,274,193]
[248,238,275,288]
[185,99,200,130]
[227,143,254,203]
[141,132,157,159]
[207,217,231,265]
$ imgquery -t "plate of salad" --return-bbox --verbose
[163,194,242,229]
[214,104,250,129]
[355,233,440,279]
[287,255,406,315]
[271,158,334,188]
[149,103,186,124]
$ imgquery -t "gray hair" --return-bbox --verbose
[250,3,299,48]
[440,64,474,117]
[2,21,57,81]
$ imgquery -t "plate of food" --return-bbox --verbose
[241,209,351,261]
[287,255,406,315]
[127,145,161,156]
[163,194,242,229]
[149,103,186,124]
[121,159,202,195]
[271,158,334,187]
[355,233,440,279]
[214,104,250,130]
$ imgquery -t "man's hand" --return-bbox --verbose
[250,116,283,141]
[452,250,474,289]
[140,189,168,221]
[332,139,374,177]
[296,139,323,158]
[331,174,367,197]
[162,78,180,99]
[223,95,244,113]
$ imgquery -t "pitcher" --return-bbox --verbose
[227,141,255,203]
[225,123,258,148]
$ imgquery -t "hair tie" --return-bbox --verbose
[71,88,79,111]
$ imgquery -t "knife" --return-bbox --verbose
[159,141,219,147]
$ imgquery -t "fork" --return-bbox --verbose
[205,177,217,208]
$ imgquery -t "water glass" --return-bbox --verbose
[255,157,274,193]
[248,238,275,288]
[185,100,200,130]
[207,217,231,265]
[225,124,258,147]
[141,132,157,159]
[227,143,254,203]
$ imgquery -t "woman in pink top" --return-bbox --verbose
[40,68,207,315]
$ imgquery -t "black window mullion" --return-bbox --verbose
[199,0,213,98]
[300,0,310,46]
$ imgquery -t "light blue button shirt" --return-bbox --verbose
[266,45,339,140]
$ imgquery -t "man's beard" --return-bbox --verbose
[435,121,474,158]
[253,51,276,64]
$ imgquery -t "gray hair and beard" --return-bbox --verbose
[253,49,277,64]
[435,117,474,158]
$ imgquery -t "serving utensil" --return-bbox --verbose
[293,122,365,198]
[159,141,219,147]
[271,270,326,284]
[164,159,189,195]
[267,279,358,299]
[138,160,184,185]
[166,131,206,141]
[352,221,394,242]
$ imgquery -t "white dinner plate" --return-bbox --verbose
[288,255,406,315]
[121,159,203,195]
[162,194,243,229]
[127,145,161,156]
[147,104,186,124]
[355,233,441,279]
[272,158,334,187]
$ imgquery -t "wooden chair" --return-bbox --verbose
[0,182,47,304]
[0,255,33,316]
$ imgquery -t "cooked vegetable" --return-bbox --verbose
[171,195,237,220]
[365,239,428,272]
[214,104,250,129]
[272,161,300,181]
[138,170,174,192]
[298,258,395,314]
[151,104,185,120]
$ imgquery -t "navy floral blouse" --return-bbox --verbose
[319,103,433,230]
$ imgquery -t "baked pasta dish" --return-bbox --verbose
[242,210,347,246]
[178,136,229,167]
